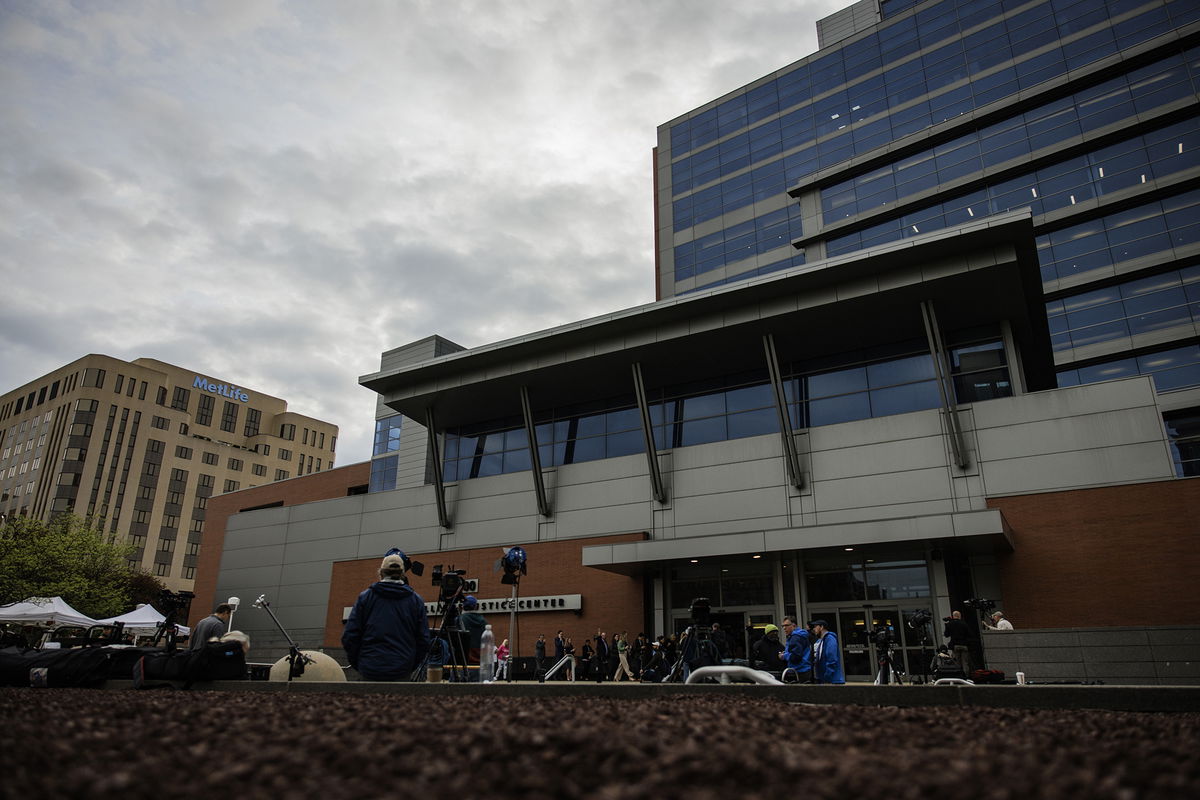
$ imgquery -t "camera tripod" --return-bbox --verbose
[664,624,720,683]
[873,639,907,685]
[412,591,471,682]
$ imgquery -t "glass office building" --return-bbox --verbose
[654,0,1200,478]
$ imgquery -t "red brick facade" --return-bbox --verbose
[326,533,647,657]
[987,478,1200,629]
[188,461,370,628]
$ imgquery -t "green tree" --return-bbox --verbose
[0,514,137,619]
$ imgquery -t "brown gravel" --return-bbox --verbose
[1,689,1197,800]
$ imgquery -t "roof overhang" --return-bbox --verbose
[580,509,1015,576]
[361,211,1052,428]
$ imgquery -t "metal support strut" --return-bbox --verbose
[519,386,551,518]
[763,334,804,489]
[920,300,970,469]
[632,362,668,504]
[425,408,452,529]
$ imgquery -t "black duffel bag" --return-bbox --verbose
[0,645,112,687]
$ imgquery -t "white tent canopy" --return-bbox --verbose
[0,596,99,628]
[94,603,190,636]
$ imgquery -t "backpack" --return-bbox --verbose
[971,668,1006,684]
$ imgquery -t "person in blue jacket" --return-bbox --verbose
[342,551,431,681]
[780,616,812,682]
[809,619,845,685]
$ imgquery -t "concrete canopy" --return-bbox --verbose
[361,211,1052,430]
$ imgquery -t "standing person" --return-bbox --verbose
[189,604,233,650]
[986,611,1014,630]
[710,623,731,661]
[593,630,610,683]
[554,630,565,661]
[751,624,785,673]
[579,638,593,678]
[535,633,547,674]
[458,596,487,681]
[495,638,511,681]
[341,553,431,681]
[809,619,845,685]
[779,616,812,682]
[613,632,634,681]
[943,610,973,675]
[563,636,576,681]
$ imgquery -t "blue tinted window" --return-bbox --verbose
[373,415,403,456]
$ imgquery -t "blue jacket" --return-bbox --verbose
[813,631,845,684]
[342,580,431,680]
[782,629,812,673]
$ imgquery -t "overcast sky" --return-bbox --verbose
[1,0,841,465]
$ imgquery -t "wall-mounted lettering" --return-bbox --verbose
[193,376,250,403]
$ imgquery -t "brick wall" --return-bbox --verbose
[189,461,370,628]
[987,478,1200,629]
[326,533,647,657]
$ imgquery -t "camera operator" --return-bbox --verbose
[942,610,973,675]
[189,603,232,650]
[459,596,488,680]
[779,616,812,682]
[985,611,1014,630]
[342,553,431,681]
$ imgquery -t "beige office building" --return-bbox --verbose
[0,355,338,590]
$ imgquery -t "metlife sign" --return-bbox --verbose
[193,375,250,403]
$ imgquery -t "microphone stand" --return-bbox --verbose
[253,594,312,681]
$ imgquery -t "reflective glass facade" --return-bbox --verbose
[443,335,1008,482]
[658,0,1200,464]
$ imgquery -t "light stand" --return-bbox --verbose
[499,546,527,682]
[226,596,240,631]
[253,594,312,681]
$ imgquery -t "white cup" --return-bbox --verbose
[1016,671,1026,685]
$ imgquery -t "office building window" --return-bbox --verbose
[1165,410,1200,477]
[146,439,164,454]
[220,401,238,433]
[369,456,398,493]
[202,452,218,466]
[151,416,169,430]
[196,394,214,426]
[1058,343,1200,394]
[252,464,266,477]
[280,423,295,440]
[171,387,190,412]
[259,444,270,456]
[319,432,325,449]
[198,474,214,489]
[171,468,188,482]
[156,386,167,405]
[114,375,124,394]
[154,563,170,577]
[228,458,243,471]
[82,368,106,388]
[191,519,205,533]
[182,566,196,580]
[244,408,261,437]
[279,448,292,461]
[374,415,403,455]
[223,479,240,493]
[275,469,289,481]
[175,445,192,460]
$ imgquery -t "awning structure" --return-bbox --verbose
[580,509,1014,575]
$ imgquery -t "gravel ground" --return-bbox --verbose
[1,689,1198,800]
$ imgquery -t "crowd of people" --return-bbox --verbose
[337,550,1018,684]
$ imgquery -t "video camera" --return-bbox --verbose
[431,564,468,604]
[688,597,712,627]
[907,609,933,629]
[964,597,997,616]
[870,627,897,648]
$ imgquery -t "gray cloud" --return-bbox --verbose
[1,0,839,463]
